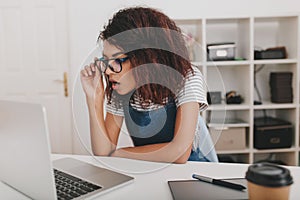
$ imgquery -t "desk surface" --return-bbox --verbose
[1,154,300,200]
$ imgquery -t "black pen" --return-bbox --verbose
[192,174,246,191]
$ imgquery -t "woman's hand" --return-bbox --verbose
[80,57,104,99]
[81,58,114,156]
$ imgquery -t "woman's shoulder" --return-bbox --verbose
[183,66,204,86]
[174,65,208,110]
[187,66,202,79]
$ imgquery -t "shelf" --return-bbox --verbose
[208,123,249,128]
[206,64,251,105]
[253,59,298,65]
[218,153,250,164]
[253,151,296,166]
[206,60,250,66]
[191,61,203,66]
[217,149,250,154]
[207,104,250,110]
[207,116,249,128]
[206,18,251,60]
[174,19,203,62]
[253,148,297,153]
[253,101,297,109]
[254,16,298,59]
[176,14,300,166]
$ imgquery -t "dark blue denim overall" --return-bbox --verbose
[122,99,210,162]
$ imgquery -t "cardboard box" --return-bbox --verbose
[209,127,246,151]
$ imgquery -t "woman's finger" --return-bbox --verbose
[81,66,89,77]
[85,64,93,76]
[94,57,101,70]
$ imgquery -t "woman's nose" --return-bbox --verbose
[105,66,114,75]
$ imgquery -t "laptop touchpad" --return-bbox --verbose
[54,157,106,177]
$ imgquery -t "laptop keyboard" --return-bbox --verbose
[54,169,102,200]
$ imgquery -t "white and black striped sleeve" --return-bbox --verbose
[105,101,125,117]
[175,67,208,112]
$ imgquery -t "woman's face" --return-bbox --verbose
[102,41,136,95]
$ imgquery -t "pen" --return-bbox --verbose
[192,174,246,191]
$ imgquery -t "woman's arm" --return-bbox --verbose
[111,102,199,164]
[81,60,123,156]
[86,98,123,156]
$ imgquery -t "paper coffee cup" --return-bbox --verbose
[245,162,293,200]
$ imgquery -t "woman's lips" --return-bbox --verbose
[110,79,120,90]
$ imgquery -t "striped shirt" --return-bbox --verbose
[106,66,208,116]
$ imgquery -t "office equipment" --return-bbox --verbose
[192,174,246,191]
[0,100,133,200]
[168,178,248,200]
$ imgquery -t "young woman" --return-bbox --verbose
[80,6,217,164]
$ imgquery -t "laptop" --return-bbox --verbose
[0,100,134,200]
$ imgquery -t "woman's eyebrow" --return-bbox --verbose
[112,52,125,57]
[102,51,125,59]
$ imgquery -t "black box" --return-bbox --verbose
[271,87,293,101]
[254,117,293,149]
[269,72,293,103]
[207,92,222,104]
[271,89,293,98]
[270,72,293,87]
[254,47,287,59]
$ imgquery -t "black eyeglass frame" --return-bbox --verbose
[96,57,129,73]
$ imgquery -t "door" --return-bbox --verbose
[0,0,72,153]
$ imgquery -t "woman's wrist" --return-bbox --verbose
[86,90,104,100]
[86,96,105,114]
[86,92,104,104]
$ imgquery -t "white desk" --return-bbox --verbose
[1,154,300,200]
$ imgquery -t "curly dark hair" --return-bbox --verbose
[98,6,193,108]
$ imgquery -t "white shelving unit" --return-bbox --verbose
[175,14,300,166]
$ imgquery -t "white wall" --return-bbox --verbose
[69,0,300,72]
[68,0,300,154]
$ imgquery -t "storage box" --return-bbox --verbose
[254,117,293,149]
[209,127,246,151]
[207,91,222,104]
[269,72,293,103]
[207,42,236,61]
[269,72,293,87]
[270,87,293,103]
[254,46,287,59]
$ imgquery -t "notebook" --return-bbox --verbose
[168,178,248,200]
[0,100,134,200]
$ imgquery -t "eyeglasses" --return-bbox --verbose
[96,57,129,73]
